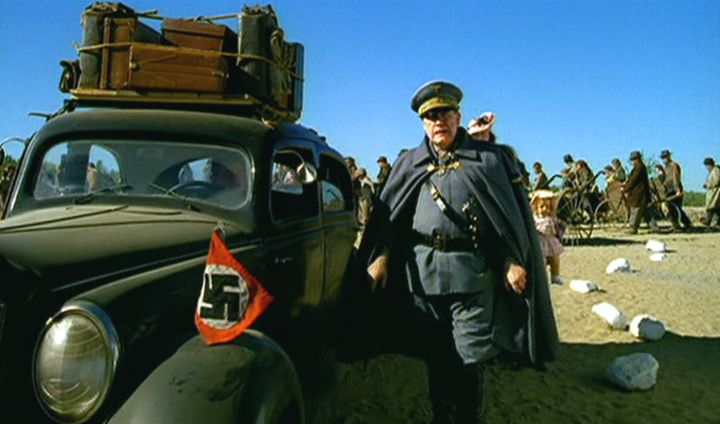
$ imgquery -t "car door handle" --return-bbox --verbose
[273,256,294,265]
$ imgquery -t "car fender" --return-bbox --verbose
[109,330,304,424]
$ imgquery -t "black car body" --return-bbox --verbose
[0,106,357,423]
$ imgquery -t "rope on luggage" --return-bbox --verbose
[74,42,304,81]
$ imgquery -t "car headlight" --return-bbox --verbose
[33,301,120,423]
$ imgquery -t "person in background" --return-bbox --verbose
[655,164,666,182]
[612,158,627,183]
[531,190,565,285]
[623,151,659,234]
[85,162,98,192]
[702,157,720,227]
[467,111,531,187]
[533,162,549,191]
[562,154,577,179]
[603,165,617,184]
[660,150,693,231]
[573,159,596,192]
[560,167,574,190]
[355,167,375,225]
[0,163,17,213]
[653,164,668,196]
[346,156,361,207]
[375,155,392,195]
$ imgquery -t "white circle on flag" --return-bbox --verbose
[196,264,250,329]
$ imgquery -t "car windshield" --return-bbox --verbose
[33,139,252,209]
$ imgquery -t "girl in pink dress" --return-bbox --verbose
[531,190,565,285]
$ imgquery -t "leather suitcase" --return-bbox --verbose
[239,5,303,112]
[78,2,139,88]
[122,43,229,93]
[162,19,237,53]
[102,17,165,89]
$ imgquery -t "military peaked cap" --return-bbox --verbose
[411,81,463,116]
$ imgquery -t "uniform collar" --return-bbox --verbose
[412,127,480,168]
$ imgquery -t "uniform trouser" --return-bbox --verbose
[411,292,499,424]
[629,203,659,231]
[668,196,693,228]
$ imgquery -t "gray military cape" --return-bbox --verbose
[363,128,559,365]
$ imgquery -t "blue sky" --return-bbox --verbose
[1,0,718,190]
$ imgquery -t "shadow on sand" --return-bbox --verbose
[569,237,643,247]
[484,332,720,424]
[334,333,720,424]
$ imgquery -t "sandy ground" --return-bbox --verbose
[333,226,720,424]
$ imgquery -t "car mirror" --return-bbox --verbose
[296,162,317,184]
[273,149,317,187]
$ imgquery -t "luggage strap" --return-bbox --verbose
[75,42,304,80]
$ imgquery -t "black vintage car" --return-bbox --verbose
[0,104,358,423]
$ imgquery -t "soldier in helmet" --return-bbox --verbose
[362,81,559,423]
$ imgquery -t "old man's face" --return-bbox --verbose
[422,108,461,151]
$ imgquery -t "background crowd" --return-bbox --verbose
[347,113,719,235]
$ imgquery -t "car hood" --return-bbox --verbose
[0,205,255,289]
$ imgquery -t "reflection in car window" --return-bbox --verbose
[270,150,318,220]
[321,181,345,212]
[319,155,353,212]
[271,162,301,194]
[35,143,123,198]
[33,140,252,209]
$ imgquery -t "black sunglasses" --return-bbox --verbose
[421,108,455,121]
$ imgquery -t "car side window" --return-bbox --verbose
[319,155,353,213]
[34,142,123,199]
[270,149,318,221]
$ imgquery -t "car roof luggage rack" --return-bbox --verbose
[60,2,304,123]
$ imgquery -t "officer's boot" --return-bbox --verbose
[427,361,456,424]
[453,365,485,424]
[429,398,456,424]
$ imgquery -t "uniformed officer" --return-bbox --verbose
[364,81,559,423]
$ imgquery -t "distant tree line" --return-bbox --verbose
[683,191,705,207]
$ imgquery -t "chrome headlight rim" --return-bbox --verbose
[32,300,120,424]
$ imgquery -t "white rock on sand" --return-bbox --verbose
[645,239,667,253]
[650,253,667,262]
[569,279,599,293]
[592,302,629,330]
[606,258,631,274]
[630,315,666,341]
[605,353,659,391]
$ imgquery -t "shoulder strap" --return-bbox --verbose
[424,179,472,234]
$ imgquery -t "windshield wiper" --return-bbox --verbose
[148,183,202,212]
[73,183,133,205]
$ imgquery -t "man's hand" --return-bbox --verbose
[505,261,527,295]
[367,251,389,292]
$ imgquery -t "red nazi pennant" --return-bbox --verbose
[195,229,273,345]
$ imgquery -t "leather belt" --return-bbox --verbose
[410,230,476,252]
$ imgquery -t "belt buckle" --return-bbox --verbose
[433,232,446,251]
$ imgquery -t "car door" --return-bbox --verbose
[318,153,356,303]
[264,145,324,323]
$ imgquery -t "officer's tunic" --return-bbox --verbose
[406,148,501,365]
